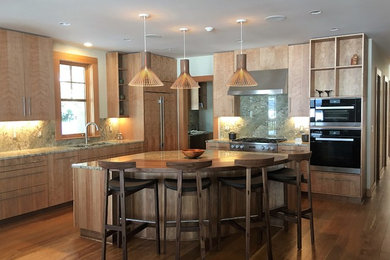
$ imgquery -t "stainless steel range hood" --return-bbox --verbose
[227,69,288,95]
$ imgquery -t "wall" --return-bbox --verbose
[366,39,390,192]
[53,41,108,118]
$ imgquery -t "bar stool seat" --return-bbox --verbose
[164,178,211,192]
[218,174,263,190]
[99,159,160,260]
[164,160,213,260]
[109,177,156,192]
[268,152,314,250]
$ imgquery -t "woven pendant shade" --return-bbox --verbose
[129,51,163,87]
[226,53,257,87]
[171,59,199,89]
[128,14,163,87]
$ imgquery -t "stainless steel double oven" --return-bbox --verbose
[310,97,361,174]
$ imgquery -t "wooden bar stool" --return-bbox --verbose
[99,160,160,260]
[217,157,275,260]
[268,152,314,249]
[164,160,213,260]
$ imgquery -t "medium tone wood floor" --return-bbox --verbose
[1,167,390,260]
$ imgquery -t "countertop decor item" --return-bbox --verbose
[351,54,359,65]
[171,28,199,89]
[324,90,333,97]
[128,13,163,87]
[228,132,237,140]
[226,18,257,87]
[315,89,324,97]
[182,149,205,159]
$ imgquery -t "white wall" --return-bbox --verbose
[53,41,108,118]
[366,39,390,191]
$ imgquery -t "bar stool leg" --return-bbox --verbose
[116,193,121,248]
[256,188,263,244]
[307,162,315,245]
[296,161,302,250]
[119,169,128,260]
[262,167,273,260]
[245,168,252,260]
[207,186,213,251]
[283,183,289,231]
[196,171,206,260]
[163,184,167,254]
[217,181,222,250]
[102,169,109,260]
[175,172,183,260]
[154,182,161,254]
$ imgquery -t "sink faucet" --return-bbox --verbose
[85,122,99,144]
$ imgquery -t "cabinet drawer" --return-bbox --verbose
[311,170,360,197]
[278,145,309,153]
[0,184,48,220]
[0,155,47,171]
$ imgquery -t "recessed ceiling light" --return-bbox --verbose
[123,38,132,41]
[265,15,287,22]
[205,26,214,32]
[330,28,339,32]
[309,10,322,15]
[83,42,93,47]
[59,22,71,26]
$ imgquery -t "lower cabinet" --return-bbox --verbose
[47,151,78,206]
[0,142,144,220]
[0,155,49,220]
[205,141,230,150]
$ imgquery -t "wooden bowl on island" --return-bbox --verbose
[182,149,205,159]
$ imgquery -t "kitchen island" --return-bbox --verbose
[72,150,289,241]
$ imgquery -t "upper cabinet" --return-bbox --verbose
[106,52,129,118]
[259,45,288,70]
[213,51,240,117]
[310,33,366,97]
[0,29,54,121]
[288,44,310,117]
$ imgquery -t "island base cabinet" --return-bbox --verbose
[0,156,49,220]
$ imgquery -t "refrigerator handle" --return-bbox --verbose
[158,96,165,150]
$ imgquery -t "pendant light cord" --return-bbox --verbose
[183,30,186,60]
[240,21,243,54]
[143,15,147,52]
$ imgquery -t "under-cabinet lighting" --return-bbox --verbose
[0,121,42,130]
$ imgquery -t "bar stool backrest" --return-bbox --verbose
[166,160,212,171]
[98,160,136,170]
[234,157,274,168]
[287,152,312,162]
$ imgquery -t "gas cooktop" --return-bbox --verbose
[232,137,287,143]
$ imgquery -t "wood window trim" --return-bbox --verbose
[53,51,100,140]
[192,75,213,83]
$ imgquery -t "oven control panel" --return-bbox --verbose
[230,143,277,153]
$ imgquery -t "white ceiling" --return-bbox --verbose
[1,0,390,58]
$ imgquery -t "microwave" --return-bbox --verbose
[310,98,361,127]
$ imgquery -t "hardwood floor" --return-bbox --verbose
[1,166,390,260]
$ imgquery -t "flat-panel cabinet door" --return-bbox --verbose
[163,92,178,150]
[144,92,162,151]
[0,29,25,120]
[23,34,55,120]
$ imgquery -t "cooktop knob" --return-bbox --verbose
[239,145,244,149]
[261,146,265,150]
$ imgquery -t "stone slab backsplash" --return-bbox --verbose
[219,95,309,140]
[0,119,120,152]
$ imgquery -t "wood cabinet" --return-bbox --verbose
[0,29,54,121]
[190,82,208,110]
[0,155,48,220]
[106,52,129,118]
[259,45,288,70]
[213,52,239,117]
[47,151,78,206]
[309,33,366,97]
[288,44,310,117]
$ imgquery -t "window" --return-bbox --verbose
[53,52,99,139]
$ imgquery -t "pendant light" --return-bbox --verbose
[171,28,199,89]
[226,19,257,87]
[129,13,163,87]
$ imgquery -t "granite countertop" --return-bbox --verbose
[0,139,143,160]
[206,139,309,146]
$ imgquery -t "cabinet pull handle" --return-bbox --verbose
[232,99,234,114]
[28,97,32,116]
[22,97,26,117]
[289,97,292,113]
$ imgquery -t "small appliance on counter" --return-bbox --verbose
[228,132,237,140]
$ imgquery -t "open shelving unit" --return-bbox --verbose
[310,33,365,97]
